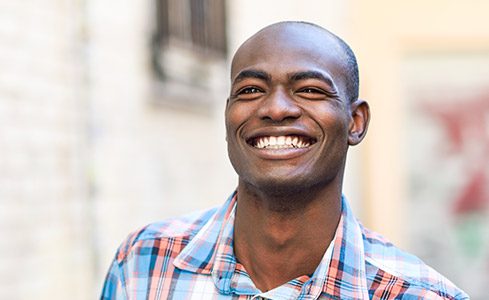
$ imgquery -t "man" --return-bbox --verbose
[101,21,468,299]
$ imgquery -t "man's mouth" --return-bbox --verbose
[247,135,317,149]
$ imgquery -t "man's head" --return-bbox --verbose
[225,21,369,197]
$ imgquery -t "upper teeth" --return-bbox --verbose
[254,136,310,149]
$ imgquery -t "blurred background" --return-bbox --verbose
[0,0,488,299]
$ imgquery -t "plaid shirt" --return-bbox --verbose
[101,192,469,299]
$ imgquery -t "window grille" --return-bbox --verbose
[151,0,227,110]
[154,0,227,60]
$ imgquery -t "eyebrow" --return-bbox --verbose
[232,69,337,91]
[289,71,335,87]
[232,69,271,85]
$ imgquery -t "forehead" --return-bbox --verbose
[231,24,347,82]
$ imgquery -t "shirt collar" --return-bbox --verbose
[173,192,369,299]
[173,192,237,275]
[321,197,370,299]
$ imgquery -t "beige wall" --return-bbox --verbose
[85,0,235,290]
[348,0,489,244]
[0,1,92,299]
[347,3,489,296]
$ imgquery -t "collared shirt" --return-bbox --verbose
[101,193,469,299]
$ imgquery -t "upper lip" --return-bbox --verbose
[244,127,318,146]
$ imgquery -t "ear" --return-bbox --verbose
[348,99,370,146]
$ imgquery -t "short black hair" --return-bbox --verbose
[334,35,359,103]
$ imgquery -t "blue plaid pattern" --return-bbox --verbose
[101,192,469,299]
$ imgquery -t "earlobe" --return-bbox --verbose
[348,99,370,146]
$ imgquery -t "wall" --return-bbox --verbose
[0,1,92,299]
[85,0,235,289]
[348,1,489,297]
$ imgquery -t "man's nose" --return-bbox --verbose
[257,88,301,122]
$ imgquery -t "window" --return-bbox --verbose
[151,0,227,110]
[155,0,227,56]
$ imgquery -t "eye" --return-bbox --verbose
[296,87,327,100]
[233,86,265,100]
[300,88,322,93]
[239,87,263,94]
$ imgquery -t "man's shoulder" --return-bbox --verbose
[114,207,218,264]
[360,224,468,299]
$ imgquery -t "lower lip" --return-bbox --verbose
[247,144,313,160]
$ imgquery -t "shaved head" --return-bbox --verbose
[231,21,359,103]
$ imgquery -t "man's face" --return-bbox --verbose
[226,24,360,194]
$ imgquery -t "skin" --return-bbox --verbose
[225,22,370,292]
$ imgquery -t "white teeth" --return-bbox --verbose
[257,139,264,148]
[253,136,311,149]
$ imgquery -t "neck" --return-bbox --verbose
[233,181,342,292]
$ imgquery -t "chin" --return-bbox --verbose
[240,176,324,212]
[247,173,316,196]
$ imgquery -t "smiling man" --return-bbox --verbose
[101,22,468,299]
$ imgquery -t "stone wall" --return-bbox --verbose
[0,1,92,299]
[0,1,235,298]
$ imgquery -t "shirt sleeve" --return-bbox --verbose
[100,257,128,300]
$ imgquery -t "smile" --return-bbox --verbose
[248,135,316,149]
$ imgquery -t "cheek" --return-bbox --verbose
[309,104,350,134]
[225,103,255,134]
[224,107,239,134]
